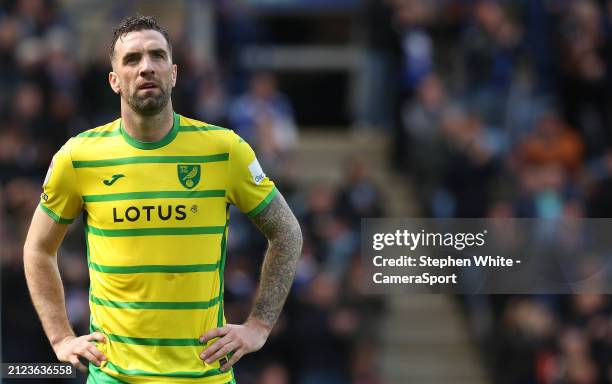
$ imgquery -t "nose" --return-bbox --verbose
[139,56,155,77]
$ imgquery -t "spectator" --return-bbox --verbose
[461,0,521,125]
[229,72,298,169]
[558,0,612,158]
[401,74,451,212]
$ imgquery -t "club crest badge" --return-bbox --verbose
[178,164,201,189]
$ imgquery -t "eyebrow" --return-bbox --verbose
[122,52,140,63]
[121,48,168,64]
[149,48,167,57]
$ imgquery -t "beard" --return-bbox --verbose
[123,85,171,116]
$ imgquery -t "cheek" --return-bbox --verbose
[162,68,175,86]
[119,74,135,90]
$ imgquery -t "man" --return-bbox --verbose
[23,15,302,384]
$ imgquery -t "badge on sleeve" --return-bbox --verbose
[43,158,54,188]
[248,159,266,185]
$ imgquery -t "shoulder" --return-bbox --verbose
[177,114,241,148]
[178,115,230,134]
[67,118,122,158]
[74,118,121,139]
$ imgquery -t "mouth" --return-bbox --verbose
[138,82,158,90]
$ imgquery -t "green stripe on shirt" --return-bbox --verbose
[178,125,229,132]
[72,154,229,168]
[83,190,225,202]
[217,218,229,327]
[90,294,220,310]
[89,262,219,274]
[86,225,225,237]
[102,361,228,378]
[76,125,227,138]
[76,130,121,138]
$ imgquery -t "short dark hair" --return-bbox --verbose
[109,15,172,61]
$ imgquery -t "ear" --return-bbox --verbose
[171,64,177,88]
[109,71,121,94]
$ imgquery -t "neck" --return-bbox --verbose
[121,102,174,142]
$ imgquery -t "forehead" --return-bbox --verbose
[115,29,169,56]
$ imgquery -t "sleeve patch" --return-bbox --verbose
[43,158,54,188]
[248,159,266,185]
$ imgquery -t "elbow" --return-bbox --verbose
[270,217,303,258]
[293,222,303,254]
[23,244,35,280]
[23,243,33,265]
[290,218,303,258]
[23,243,39,273]
[23,242,52,270]
[23,236,39,264]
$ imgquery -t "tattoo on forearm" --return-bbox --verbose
[248,194,302,327]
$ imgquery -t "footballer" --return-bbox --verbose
[23,15,302,384]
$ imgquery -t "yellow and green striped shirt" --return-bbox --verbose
[40,112,276,383]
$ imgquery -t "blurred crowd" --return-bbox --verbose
[2,0,612,383]
[367,0,612,382]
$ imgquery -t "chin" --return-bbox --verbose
[125,90,170,115]
[138,106,165,116]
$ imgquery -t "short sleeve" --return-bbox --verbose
[226,132,277,216]
[39,140,82,223]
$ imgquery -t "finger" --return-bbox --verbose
[201,335,232,361]
[205,341,238,364]
[79,349,102,366]
[199,326,229,343]
[85,332,106,343]
[69,355,88,373]
[221,349,244,372]
[86,344,107,362]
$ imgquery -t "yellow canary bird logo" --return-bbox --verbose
[177,165,201,189]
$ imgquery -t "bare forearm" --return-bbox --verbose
[248,195,302,329]
[24,249,75,347]
[249,230,301,327]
